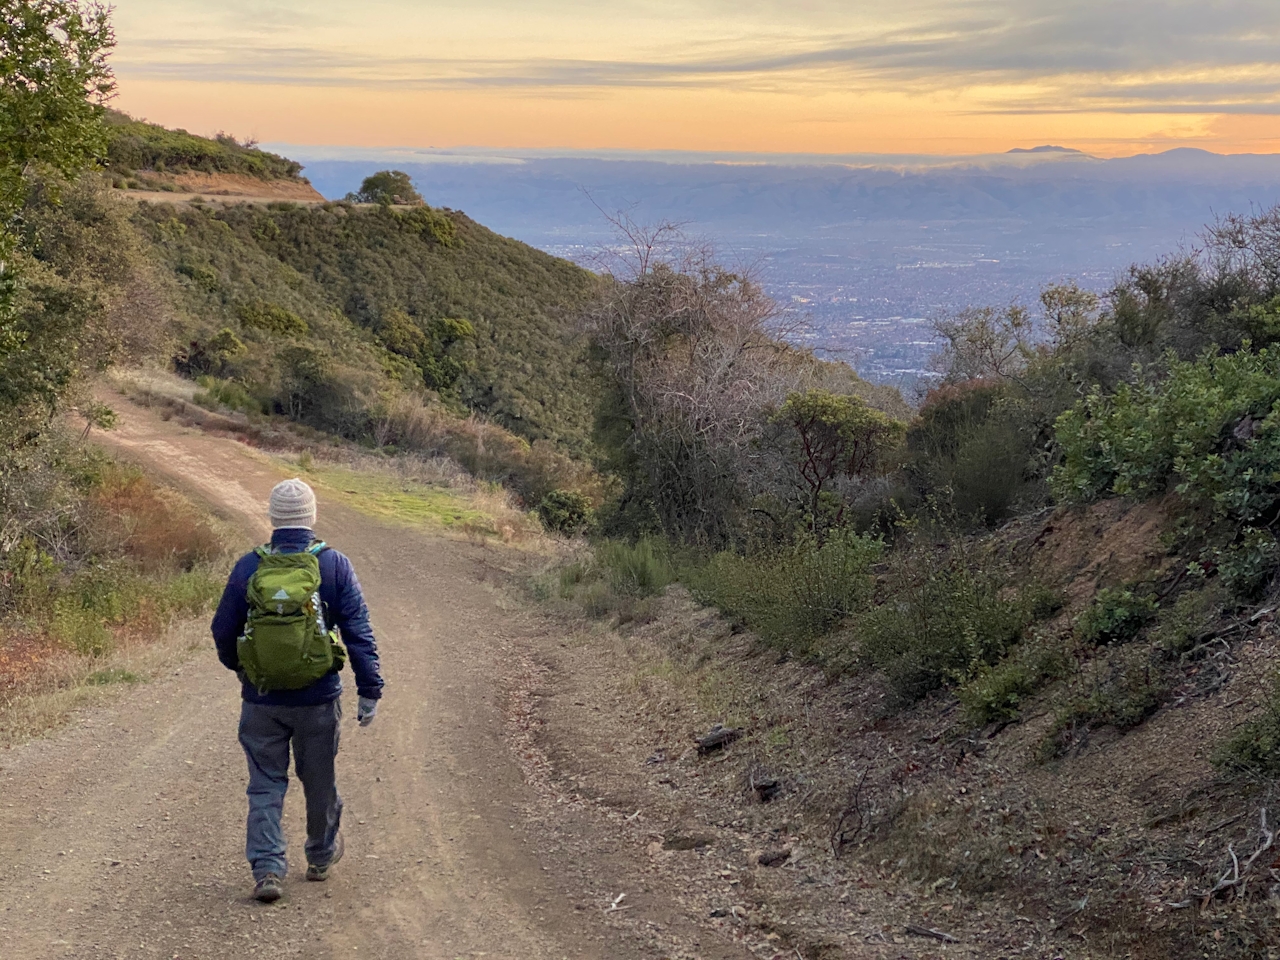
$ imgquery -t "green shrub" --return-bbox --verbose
[596,538,673,598]
[1075,587,1158,645]
[686,530,882,651]
[1051,347,1280,503]
[158,570,222,617]
[51,599,114,657]
[237,301,309,337]
[1052,346,1280,598]
[1216,529,1280,600]
[176,262,219,291]
[1151,584,1226,655]
[854,543,1059,702]
[1038,647,1169,759]
[1213,685,1280,775]
[958,633,1073,724]
[193,376,268,416]
[537,490,592,534]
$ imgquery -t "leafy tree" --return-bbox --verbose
[0,1,115,219]
[375,308,475,396]
[772,389,904,532]
[0,0,115,409]
[419,316,475,393]
[174,328,245,377]
[347,170,422,206]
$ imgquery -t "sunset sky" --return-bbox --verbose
[109,1,1280,157]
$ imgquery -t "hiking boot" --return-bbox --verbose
[253,873,283,903]
[306,831,344,882]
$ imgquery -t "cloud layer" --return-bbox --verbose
[112,0,1280,114]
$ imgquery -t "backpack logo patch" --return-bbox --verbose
[272,588,290,600]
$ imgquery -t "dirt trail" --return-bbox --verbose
[0,402,733,959]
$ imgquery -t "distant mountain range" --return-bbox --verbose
[275,144,1280,246]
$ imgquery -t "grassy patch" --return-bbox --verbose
[1150,583,1228,655]
[596,538,674,597]
[85,668,142,686]
[685,530,882,653]
[957,631,1074,725]
[532,537,676,623]
[301,460,527,539]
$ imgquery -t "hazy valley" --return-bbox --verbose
[287,144,1280,386]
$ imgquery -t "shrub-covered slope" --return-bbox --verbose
[104,110,304,181]
[133,197,601,453]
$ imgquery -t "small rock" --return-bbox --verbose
[695,725,740,755]
[757,848,791,868]
[663,832,715,851]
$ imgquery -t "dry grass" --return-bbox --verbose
[288,452,550,548]
[108,366,607,509]
[0,449,234,747]
[0,620,208,748]
[88,464,226,572]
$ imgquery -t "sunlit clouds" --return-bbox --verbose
[109,1,1280,156]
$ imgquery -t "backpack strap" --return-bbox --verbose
[308,541,329,556]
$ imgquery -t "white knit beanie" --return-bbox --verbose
[269,478,317,529]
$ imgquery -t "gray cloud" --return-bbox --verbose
[115,1,1280,113]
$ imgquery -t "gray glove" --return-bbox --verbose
[357,696,379,727]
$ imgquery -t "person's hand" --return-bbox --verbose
[357,696,379,727]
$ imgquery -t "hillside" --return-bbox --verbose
[132,196,601,452]
[93,115,607,457]
[104,110,302,179]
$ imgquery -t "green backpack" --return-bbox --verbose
[237,541,347,693]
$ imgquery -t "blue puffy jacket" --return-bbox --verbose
[211,527,385,706]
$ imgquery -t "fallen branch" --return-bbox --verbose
[830,768,871,857]
[905,924,959,944]
[1204,813,1244,836]
[1196,807,1276,902]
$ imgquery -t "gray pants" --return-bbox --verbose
[238,700,343,881]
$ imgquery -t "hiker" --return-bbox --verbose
[211,478,384,903]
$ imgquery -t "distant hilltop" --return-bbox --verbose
[1007,145,1086,154]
